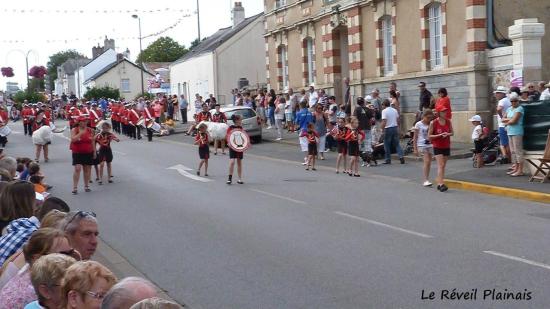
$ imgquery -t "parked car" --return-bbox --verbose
[210,106,262,142]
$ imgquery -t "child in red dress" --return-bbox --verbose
[300,123,320,171]
[195,123,210,176]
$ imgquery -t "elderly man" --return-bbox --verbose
[62,211,99,260]
[101,277,158,309]
[0,156,17,179]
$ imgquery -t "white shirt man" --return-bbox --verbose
[308,87,318,108]
[381,105,399,128]
[540,85,550,101]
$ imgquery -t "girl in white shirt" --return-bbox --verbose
[275,97,286,140]
[413,109,434,187]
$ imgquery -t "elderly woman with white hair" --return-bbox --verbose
[502,93,526,176]
[60,261,117,309]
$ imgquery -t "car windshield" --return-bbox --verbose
[225,109,256,120]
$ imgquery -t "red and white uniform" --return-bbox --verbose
[89,108,103,128]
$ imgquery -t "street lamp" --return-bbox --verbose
[132,14,145,96]
[6,49,38,92]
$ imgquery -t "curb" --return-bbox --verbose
[444,179,550,204]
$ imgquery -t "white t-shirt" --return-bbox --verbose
[309,91,319,107]
[540,88,550,101]
[497,97,511,128]
[381,106,399,128]
[275,103,285,120]
[472,124,482,141]
[414,121,432,148]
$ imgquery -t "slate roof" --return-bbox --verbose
[84,59,153,84]
[171,12,263,65]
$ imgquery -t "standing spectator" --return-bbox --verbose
[540,82,550,101]
[166,95,175,120]
[172,95,179,121]
[526,82,540,102]
[389,82,401,99]
[26,254,77,309]
[295,101,314,165]
[434,88,452,119]
[308,86,318,109]
[429,106,453,192]
[370,89,383,122]
[234,93,243,106]
[275,97,286,140]
[389,90,400,111]
[354,97,374,155]
[414,109,435,186]
[380,99,405,164]
[494,86,511,163]
[60,261,117,309]
[193,94,202,117]
[178,94,188,124]
[285,89,297,132]
[267,89,276,129]
[318,89,328,109]
[502,93,525,176]
[313,104,328,160]
[417,82,434,121]
[519,87,531,103]
[256,90,266,127]
[344,77,352,116]
[70,116,96,194]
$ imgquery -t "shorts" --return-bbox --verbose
[72,152,94,166]
[348,141,360,157]
[433,148,451,157]
[337,140,348,155]
[308,142,318,156]
[417,146,433,155]
[473,139,485,154]
[198,145,210,159]
[299,136,308,152]
[229,148,243,160]
[98,147,113,163]
[285,112,294,122]
[498,127,509,146]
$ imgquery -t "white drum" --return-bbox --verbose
[0,126,11,137]
[150,122,161,132]
[137,118,146,128]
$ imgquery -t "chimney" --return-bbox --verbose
[104,36,116,51]
[232,2,245,27]
[123,48,131,60]
[116,53,124,62]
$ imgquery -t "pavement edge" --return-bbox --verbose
[445,179,550,204]
[94,237,187,307]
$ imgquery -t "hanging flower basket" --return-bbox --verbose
[1,67,14,77]
[28,65,47,79]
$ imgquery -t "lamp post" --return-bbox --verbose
[196,0,201,41]
[132,14,145,96]
[6,49,38,92]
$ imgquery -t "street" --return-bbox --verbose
[7,123,550,309]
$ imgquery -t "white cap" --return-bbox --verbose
[494,86,508,94]
[509,92,520,101]
[468,115,482,122]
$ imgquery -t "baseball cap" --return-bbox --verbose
[494,86,508,94]
[468,115,482,122]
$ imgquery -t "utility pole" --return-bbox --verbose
[132,14,145,95]
[196,0,201,41]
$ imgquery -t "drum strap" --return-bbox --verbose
[91,110,99,120]
[145,108,152,119]
[131,110,139,119]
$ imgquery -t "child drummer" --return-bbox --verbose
[227,114,245,184]
[195,123,210,176]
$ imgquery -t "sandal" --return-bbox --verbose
[85,187,91,192]
[354,174,361,177]
[98,181,103,185]
[108,180,113,183]
[72,189,78,195]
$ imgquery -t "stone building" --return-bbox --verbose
[264,0,549,141]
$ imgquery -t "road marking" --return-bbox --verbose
[113,150,126,156]
[249,188,307,205]
[483,251,550,271]
[334,211,434,238]
[167,164,212,183]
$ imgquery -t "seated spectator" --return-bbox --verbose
[36,197,70,221]
[40,209,69,230]
[0,181,38,264]
[61,261,117,309]
[30,175,47,194]
[101,277,158,309]
[0,228,73,307]
[25,253,77,309]
[16,158,33,180]
[130,297,182,309]
[0,156,17,179]
[0,168,11,181]
[540,82,550,101]
[62,211,99,260]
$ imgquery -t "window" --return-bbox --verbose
[428,3,443,69]
[275,0,286,9]
[381,16,393,75]
[280,46,289,90]
[306,38,315,85]
[121,79,130,93]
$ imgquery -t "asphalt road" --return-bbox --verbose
[6,122,550,309]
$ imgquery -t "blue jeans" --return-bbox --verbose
[383,126,403,162]
[268,107,275,126]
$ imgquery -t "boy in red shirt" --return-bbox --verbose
[194,123,209,176]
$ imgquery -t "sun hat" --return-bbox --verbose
[468,115,482,122]
[494,86,508,94]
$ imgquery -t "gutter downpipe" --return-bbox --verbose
[487,0,512,49]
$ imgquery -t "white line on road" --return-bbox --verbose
[334,211,434,238]
[113,150,126,156]
[483,251,550,271]
[167,164,212,183]
[249,188,308,205]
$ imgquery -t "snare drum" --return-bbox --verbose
[0,126,11,137]
[137,118,146,128]
[150,122,161,132]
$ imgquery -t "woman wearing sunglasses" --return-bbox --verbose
[61,260,117,309]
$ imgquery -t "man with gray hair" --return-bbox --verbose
[0,156,16,179]
[62,210,99,260]
[101,277,159,309]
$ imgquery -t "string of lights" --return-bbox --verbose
[1,8,192,14]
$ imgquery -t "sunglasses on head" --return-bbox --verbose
[66,211,96,227]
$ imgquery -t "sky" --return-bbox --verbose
[0,0,263,91]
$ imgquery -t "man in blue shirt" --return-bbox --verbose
[179,94,188,124]
[99,97,108,118]
[294,101,314,165]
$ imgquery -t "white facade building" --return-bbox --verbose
[170,3,264,111]
[77,49,117,97]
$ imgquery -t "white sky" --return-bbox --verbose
[0,0,263,91]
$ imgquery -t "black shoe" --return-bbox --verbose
[437,185,442,191]
[440,184,448,192]
[400,158,405,164]
[383,160,391,165]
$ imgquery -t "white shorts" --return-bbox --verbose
[418,146,433,154]
[299,136,308,152]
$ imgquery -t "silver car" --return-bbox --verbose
[210,106,262,142]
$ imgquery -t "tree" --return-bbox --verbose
[27,78,45,92]
[46,50,86,90]
[83,86,120,101]
[136,37,188,63]
[13,90,46,104]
